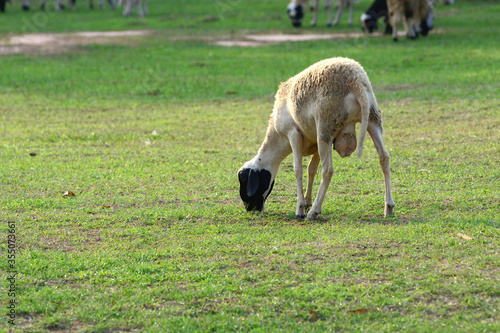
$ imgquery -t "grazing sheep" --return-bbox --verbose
[88,0,116,10]
[360,0,392,35]
[42,0,73,11]
[21,0,73,11]
[238,57,395,220]
[287,0,355,27]
[21,0,116,11]
[119,0,148,17]
[387,0,434,41]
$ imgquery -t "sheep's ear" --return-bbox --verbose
[247,169,260,197]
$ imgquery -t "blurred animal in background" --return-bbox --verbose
[20,0,117,11]
[287,0,355,27]
[360,0,392,34]
[0,0,7,13]
[88,0,117,10]
[21,0,74,11]
[118,0,148,17]
[387,0,434,41]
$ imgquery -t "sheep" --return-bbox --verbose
[387,0,434,41]
[119,0,148,17]
[360,0,393,35]
[88,0,117,10]
[41,0,73,11]
[21,0,116,11]
[287,0,355,27]
[21,0,73,11]
[238,57,395,220]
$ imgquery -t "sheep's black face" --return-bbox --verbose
[287,4,304,28]
[238,168,274,212]
[361,14,378,33]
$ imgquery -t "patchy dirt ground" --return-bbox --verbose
[213,32,372,47]
[0,30,154,55]
[214,29,445,47]
[0,29,444,55]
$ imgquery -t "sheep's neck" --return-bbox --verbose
[255,124,292,173]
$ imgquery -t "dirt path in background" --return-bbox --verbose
[0,29,444,55]
[214,32,372,47]
[214,29,445,46]
[0,30,154,55]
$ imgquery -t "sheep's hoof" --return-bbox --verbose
[296,207,306,220]
[22,4,30,11]
[384,204,395,217]
[393,36,398,42]
[307,210,320,220]
[327,22,332,27]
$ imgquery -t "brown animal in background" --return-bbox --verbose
[387,0,434,41]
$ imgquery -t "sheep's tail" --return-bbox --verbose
[355,87,371,159]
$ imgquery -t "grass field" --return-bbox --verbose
[1,0,499,332]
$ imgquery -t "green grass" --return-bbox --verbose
[1,0,499,332]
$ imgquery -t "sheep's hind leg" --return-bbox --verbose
[307,140,333,220]
[368,122,395,217]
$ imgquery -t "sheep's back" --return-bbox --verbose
[287,58,371,133]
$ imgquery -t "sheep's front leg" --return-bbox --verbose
[293,153,307,219]
[310,0,319,26]
[289,131,307,219]
[390,12,400,41]
[332,3,343,26]
[138,0,145,17]
[404,18,416,39]
[368,123,395,217]
[305,153,320,208]
[348,1,354,25]
[325,0,333,27]
[123,0,133,16]
[308,140,333,220]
